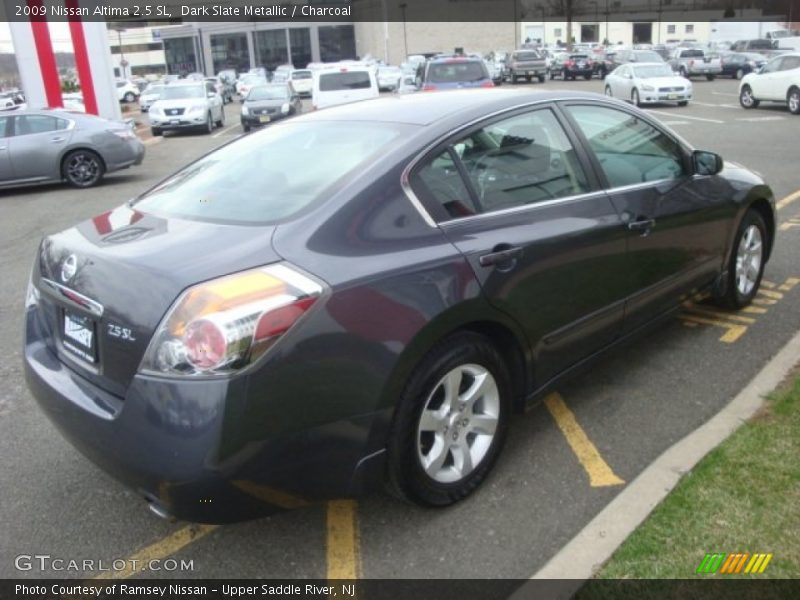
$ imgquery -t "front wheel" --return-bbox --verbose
[205,112,213,134]
[787,87,800,115]
[605,85,613,97]
[537,75,545,83]
[216,108,225,127]
[584,73,592,80]
[123,92,136,103]
[735,68,744,80]
[706,74,716,81]
[151,127,162,136]
[679,67,688,78]
[386,332,511,506]
[62,149,105,188]
[739,85,759,109]
[677,100,688,106]
[631,88,640,106]
[714,210,767,309]
[549,70,555,80]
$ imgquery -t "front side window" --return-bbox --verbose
[412,108,590,219]
[565,105,685,188]
[0,116,9,137]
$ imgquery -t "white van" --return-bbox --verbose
[311,65,379,110]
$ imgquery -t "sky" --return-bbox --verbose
[0,22,74,53]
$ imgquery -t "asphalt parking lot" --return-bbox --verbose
[1,76,800,580]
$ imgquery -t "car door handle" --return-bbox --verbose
[628,218,656,233]
[479,245,523,267]
[50,136,66,143]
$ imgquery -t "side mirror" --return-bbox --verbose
[693,150,723,176]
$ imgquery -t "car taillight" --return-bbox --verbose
[566,60,575,68]
[480,80,494,88]
[422,84,436,91]
[140,264,324,377]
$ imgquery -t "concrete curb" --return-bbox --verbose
[518,328,800,595]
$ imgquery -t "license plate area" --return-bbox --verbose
[259,115,271,123]
[62,310,97,364]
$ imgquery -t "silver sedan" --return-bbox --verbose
[0,109,144,189]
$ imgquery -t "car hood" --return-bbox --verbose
[35,204,280,395]
[151,98,207,111]
[635,76,691,87]
[141,92,161,101]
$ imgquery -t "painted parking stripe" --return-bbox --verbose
[777,189,800,210]
[712,91,739,97]
[660,120,690,125]
[690,101,739,109]
[646,110,724,123]
[93,524,218,580]
[544,393,625,487]
[212,124,240,138]
[326,500,360,580]
[736,116,785,122]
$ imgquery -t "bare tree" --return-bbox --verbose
[537,0,588,50]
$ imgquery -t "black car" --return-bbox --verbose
[720,52,768,79]
[549,53,594,79]
[609,48,666,72]
[240,84,302,132]
[594,51,617,79]
[24,90,776,523]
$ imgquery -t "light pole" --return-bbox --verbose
[540,6,546,46]
[604,0,609,45]
[399,3,408,58]
[589,1,598,43]
[114,26,126,79]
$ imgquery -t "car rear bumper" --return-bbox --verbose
[24,311,385,523]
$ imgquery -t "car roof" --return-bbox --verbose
[299,88,603,126]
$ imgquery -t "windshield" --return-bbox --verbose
[247,85,289,101]
[291,70,312,80]
[132,122,406,224]
[513,52,540,61]
[681,49,705,58]
[145,85,164,95]
[427,61,488,83]
[633,64,675,78]
[633,51,663,62]
[161,85,205,100]
[242,75,266,85]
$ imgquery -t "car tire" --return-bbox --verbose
[584,73,592,80]
[678,100,688,106]
[706,74,716,81]
[242,122,251,133]
[151,127,162,136]
[526,75,532,82]
[549,71,555,80]
[787,87,800,115]
[537,75,545,83]
[631,88,640,106]
[123,92,136,103]
[739,85,759,109]
[714,209,768,309]
[386,332,511,507]
[62,149,105,188]
[735,68,744,80]
[679,67,688,78]
[604,85,613,97]
[205,112,213,134]
[216,108,225,128]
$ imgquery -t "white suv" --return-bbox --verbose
[116,80,140,103]
[148,81,225,136]
[739,52,800,114]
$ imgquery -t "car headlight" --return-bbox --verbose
[188,105,204,114]
[139,264,324,377]
[281,102,290,114]
[150,106,162,115]
[241,104,249,116]
[641,84,655,91]
[25,274,40,309]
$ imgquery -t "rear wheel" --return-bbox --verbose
[739,85,759,109]
[584,73,592,80]
[678,100,688,106]
[787,87,800,115]
[549,70,555,80]
[706,74,716,81]
[151,127,162,136]
[735,68,745,80]
[123,92,136,103]
[205,112,213,134]
[386,332,511,506]
[715,210,767,309]
[631,88,641,106]
[62,149,104,188]
[604,85,613,97]
[537,75,545,83]
[216,108,225,128]
[679,66,688,78]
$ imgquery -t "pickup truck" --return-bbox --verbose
[669,48,722,80]
[505,49,547,83]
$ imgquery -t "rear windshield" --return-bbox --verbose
[292,70,312,79]
[319,71,372,91]
[427,61,488,83]
[747,40,773,49]
[132,122,406,224]
[633,51,663,62]
[680,49,705,58]
[513,52,540,61]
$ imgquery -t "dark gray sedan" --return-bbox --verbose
[240,84,302,132]
[0,109,144,189]
[24,90,775,523]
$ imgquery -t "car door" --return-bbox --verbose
[409,105,628,386]
[205,82,222,120]
[0,116,13,181]
[8,114,72,181]
[753,56,785,99]
[562,102,732,334]
[615,65,633,97]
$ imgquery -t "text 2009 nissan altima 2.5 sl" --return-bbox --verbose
[24,90,775,523]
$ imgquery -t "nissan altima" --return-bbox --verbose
[24,90,776,523]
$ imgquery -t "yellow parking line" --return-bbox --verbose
[326,500,360,580]
[760,280,776,288]
[741,305,768,314]
[94,524,218,580]
[757,288,783,299]
[678,315,747,343]
[682,304,755,324]
[544,393,625,488]
[779,277,800,291]
[776,189,800,210]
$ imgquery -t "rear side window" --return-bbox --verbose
[681,50,704,58]
[412,108,590,220]
[14,115,66,135]
[565,105,685,188]
[319,72,372,91]
[427,61,488,83]
[133,121,406,224]
[0,116,9,137]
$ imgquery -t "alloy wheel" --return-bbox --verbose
[416,363,500,484]
[66,152,101,187]
[735,225,763,296]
